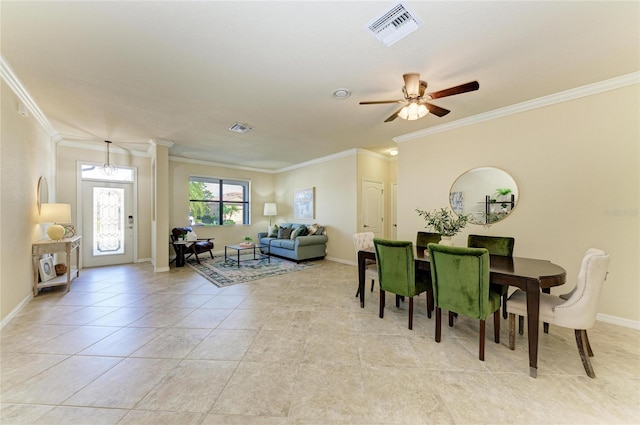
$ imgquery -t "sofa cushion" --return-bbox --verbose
[270,238,295,249]
[278,225,292,239]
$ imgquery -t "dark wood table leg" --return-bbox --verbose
[175,244,186,267]
[542,287,550,333]
[525,281,541,378]
[357,251,366,308]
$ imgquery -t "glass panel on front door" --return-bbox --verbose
[93,187,125,256]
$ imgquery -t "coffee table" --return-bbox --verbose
[224,243,269,267]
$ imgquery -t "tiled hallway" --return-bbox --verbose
[1,260,639,424]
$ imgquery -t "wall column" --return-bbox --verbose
[149,139,173,272]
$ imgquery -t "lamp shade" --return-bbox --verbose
[40,203,71,240]
[263,203,277,216]
[39,203,71,224]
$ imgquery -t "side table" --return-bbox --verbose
[32,236,81,296]
[172,240,189,267]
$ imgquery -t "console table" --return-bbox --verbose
[32,236,81,296]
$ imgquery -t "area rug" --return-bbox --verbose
[186,254,321,287]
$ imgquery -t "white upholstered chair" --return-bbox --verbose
[507,248,610,378]
[353,232,378,293]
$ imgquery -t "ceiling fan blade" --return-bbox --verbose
[424,102,450,117]
[427,81,479,100]
[359,100,404,105]
[384,106,404,122]
[403,73,420,97]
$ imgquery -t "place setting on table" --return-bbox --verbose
[354,166,609,379]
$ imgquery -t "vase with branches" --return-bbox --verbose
[415,207,469,239]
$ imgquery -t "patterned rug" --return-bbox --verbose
[186,254,321,287]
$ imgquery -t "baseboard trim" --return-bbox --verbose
[1,292,32,329]
[597,313,640,330]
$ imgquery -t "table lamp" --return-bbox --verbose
[40,203,71,240]
[263,203,277,226]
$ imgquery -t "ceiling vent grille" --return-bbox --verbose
[365,2,422,46]
[228,123,253,134]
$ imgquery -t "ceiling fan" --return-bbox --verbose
[360,73,479,122]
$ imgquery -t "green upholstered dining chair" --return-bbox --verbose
[428,243,501,361]
[468,234,515,319]
[373,238,432,330]
[416,231,441,252]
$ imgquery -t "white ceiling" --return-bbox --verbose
[2,1,639,170]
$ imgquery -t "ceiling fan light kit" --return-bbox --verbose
[398,102,428,121]
[360,73,479,122]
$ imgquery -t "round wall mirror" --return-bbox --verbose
[449,167,518,225]
[37,176,48,213]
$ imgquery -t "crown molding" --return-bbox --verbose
[57,139,151,157]
[169,155,277,174]
[277,148,359,173]
[0,55,62,142]
[394,72,640,143]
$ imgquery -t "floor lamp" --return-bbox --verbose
[263,203,277,226]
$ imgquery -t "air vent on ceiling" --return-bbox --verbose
[228,123,253,134]
[365,2,422,46]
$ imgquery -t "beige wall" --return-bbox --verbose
[398,84,639,323]
[1,81,53,323]
[276,153,358,263]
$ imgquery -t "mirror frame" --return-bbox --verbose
[449,166,518,225]
[37,176,48,214]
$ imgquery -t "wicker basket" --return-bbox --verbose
[54,263,67,276]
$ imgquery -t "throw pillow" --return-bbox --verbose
[268,224,279,238]
[316,226,325,235]
[278,226,292,239]
[291,225,307,239]
[307,223,319,235]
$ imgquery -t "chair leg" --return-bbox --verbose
[493,309,500,343]
[408,297,414,330]
[584,330,594,357]
[395,294,400,308]
[518,315,524,335]
[379,289,385,319]
[502,293,508,320]
[508,313,516,350]
[426,291,433,319]
[575,329,596,378]
[370,279,375,292]
[479,319,486,361]
[193,252,201,264]
[208,250,214,259]
[448,311,454,327]
[435,307,442,343]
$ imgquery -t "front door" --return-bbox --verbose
[82,181,134,267]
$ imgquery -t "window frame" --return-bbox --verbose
[188,175,251,226]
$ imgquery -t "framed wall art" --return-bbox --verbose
[38,257,56,282]
[294,187,315,219]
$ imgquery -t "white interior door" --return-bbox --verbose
[362,180,384,237]
[82,181,134,267]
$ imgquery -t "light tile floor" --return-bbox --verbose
[1,260,639,424]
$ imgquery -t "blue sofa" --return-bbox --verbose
[257,223,327,262]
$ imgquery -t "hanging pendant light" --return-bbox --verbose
[102,140,118,176]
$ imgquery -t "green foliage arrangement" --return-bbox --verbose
[415,207,469,237]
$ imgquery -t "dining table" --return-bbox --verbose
[357,247,566,378]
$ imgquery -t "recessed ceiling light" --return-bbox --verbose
[332,88,351,99]
[389,148,398,156]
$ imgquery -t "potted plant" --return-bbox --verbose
[415,207,469,246]
[240,236,253,247]
[494,187,513,209]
